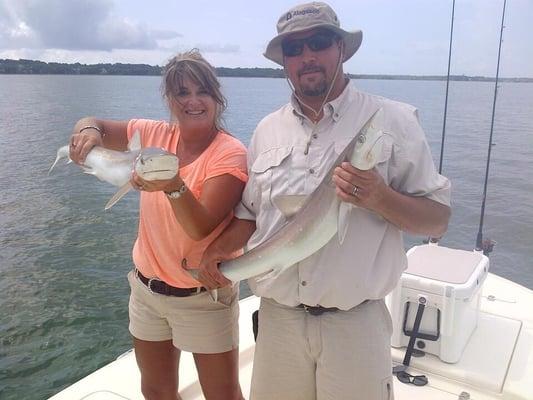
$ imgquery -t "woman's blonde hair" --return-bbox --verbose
[162,49,226,130]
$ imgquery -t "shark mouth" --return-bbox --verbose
[142,169,174,174]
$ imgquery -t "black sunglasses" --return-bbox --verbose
[396,371,428,386]
[281,31,338,57]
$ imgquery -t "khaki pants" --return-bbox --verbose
[250,298,394,400]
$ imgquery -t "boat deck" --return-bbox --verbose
[49,272,533,400]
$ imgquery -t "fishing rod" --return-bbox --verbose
[475,0,507,255]
[428,0,456,244]
[438,0,456,175]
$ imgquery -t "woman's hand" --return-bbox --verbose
[69,130,103,165]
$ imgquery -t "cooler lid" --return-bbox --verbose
[406,245,485,284]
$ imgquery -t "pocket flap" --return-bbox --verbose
[251,146,293,173]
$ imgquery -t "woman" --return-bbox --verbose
[69,50,247,400]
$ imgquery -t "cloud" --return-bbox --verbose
[151,29,182,41]
[194,43,240,54]
[0,0,180,51]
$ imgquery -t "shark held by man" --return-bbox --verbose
[218,108,388,283]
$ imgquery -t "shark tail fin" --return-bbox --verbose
[104,182,133,210]
[81,166,95,175]
[48,145,70,175]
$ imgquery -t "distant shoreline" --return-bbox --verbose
[1,59,531,83]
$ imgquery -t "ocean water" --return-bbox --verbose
[0,75,532,399]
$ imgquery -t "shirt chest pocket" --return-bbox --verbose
[250,146,293,209]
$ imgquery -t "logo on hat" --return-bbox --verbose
[286,7,320,21]
[292,8,320,17]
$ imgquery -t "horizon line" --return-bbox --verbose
[0,58,531,81]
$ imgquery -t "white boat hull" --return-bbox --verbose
[49,272,533,400]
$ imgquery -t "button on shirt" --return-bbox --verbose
[235,82,451,310]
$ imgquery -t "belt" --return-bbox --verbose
[135,269,205,297]
[297,300,370,316]
[297,304,340,316]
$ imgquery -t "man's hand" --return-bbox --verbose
[332,162,389,211]
[333,162,450,237]
[197,248,233,290]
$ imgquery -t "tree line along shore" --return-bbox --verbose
[0,59,531,83]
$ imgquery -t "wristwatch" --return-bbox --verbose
[165,183,187,199]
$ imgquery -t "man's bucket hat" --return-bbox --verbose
[264,2,363,65]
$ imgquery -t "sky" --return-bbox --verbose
[0,0,531,78]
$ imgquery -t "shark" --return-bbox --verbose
[49,130,179,209]
[217,108,388,283]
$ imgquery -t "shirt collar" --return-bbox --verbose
[290,78,354,123]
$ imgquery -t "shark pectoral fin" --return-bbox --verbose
[272,195,308,218]
[338,202,352,244]
[104,182,133,210]
[128,130,142,152]
[81,166,95,174]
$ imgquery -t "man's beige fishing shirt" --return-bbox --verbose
[235,82,451,310]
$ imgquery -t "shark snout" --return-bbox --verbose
[134,151,179,182]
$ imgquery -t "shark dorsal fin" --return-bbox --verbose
[128,130,141,152]
[273,195,308,218]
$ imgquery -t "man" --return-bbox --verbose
[198,2,451,399]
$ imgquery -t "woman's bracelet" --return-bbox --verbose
[79,125,105,138]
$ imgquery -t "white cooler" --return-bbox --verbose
[387,244,489,363]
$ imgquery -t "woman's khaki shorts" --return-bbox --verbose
[127,270,239,354]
